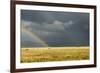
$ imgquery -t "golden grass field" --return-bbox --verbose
[21,47,89,63]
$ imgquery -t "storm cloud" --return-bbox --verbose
[21,10,89,47]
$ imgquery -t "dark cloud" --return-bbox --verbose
[21,10,89,47]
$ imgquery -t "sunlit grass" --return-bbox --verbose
[21,47,89,63]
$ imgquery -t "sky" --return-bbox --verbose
[21,10,90,47]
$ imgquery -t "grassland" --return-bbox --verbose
[21,47,89,63]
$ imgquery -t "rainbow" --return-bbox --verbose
[21,28,48,47]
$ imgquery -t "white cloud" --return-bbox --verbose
[53,20,63,25]
[43,20,65,32]
[21,20,32,27]
[21,20,74,36]
[64,20,74,28]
